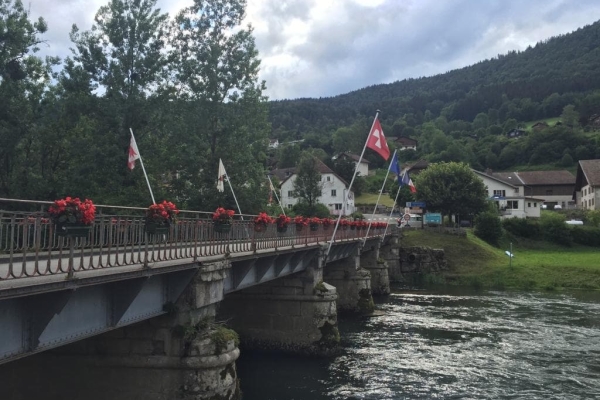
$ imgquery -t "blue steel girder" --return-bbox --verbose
[327,243,355,263]
[226,248,321,293]
[0,267,198,365]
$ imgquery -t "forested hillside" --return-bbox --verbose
[268,20,600,173]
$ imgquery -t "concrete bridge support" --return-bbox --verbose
[323,246,375,315]
[360,240,391,296]
[2,260,242,400]
[217,252,339,356]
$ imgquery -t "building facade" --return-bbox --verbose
[274,161,356,216]
[473,170,542,218]
[573,159,600,210]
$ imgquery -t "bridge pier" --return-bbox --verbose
[361,240,391,296]
[217,252,340,356]
[2,260,242,400]
[323,246,375,315]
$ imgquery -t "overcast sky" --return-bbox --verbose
[25,0,600,100]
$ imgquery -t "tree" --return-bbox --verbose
[560,104,579,128]
[414,162,487,221]
[293,154,323,210]
[170,0,269,211]
[0,0,57,197]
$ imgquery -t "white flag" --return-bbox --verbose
[128,134,140,170]
[217,158,226,192]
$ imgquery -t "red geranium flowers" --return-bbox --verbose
[48,197,96,225]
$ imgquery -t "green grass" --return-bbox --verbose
[401,229,600,291]
[355,193,395,207]
[523,117,561,131]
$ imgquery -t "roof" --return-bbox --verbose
[272,158,349,187]
[473,170,518,189]
[395,137,418,145]
[339,152,370,164]
[578,159,600,187]
[403,159,429,173]
[492,170,575,186]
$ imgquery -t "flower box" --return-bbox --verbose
[56,223,91,238]
[277,225,288,233]
[145,221,170,235]
[309,223,319,231]
[254,223,267,233]
[48,197,96,238]
[214,222,232,234]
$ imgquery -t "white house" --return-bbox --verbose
[573,159,600,210]
[473,170,542,218]
[273,160,355,216]
[268,139,279,149]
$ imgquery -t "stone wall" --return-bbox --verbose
[388,246,447,282]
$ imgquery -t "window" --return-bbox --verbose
[287,204,293,209]
[584,188,587,196]
[287,191,294,198]
[515,188,519,193]
[493,190,506,197]
[528,202,531,207]
[534,203,537,207]
[331,189,337,197]
[507,200,518,209]
[334,203,343,210]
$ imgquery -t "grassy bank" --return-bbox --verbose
[401,229,600,291]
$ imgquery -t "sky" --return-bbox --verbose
[25,0,600,101]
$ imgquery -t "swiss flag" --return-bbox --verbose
[128,135,140,170]
[366,118,390,160]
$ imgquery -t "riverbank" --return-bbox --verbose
[400,229,600,291]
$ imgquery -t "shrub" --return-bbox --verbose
[540,212,572,246]
[502,218,541,239]
[474,211,503,245]
[571,226,600,247]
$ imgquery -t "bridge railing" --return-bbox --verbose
[0,201,388,281]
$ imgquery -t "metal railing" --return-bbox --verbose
[0,199,388,282]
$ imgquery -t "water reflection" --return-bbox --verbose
[238,287,600,400]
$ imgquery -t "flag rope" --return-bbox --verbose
[267,174,286,216]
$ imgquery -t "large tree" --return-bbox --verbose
[0,0,57,198]
[293,153,323,210]
[414,162,487,221]
[169,0,269,212]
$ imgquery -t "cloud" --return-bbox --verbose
[23,0,600,100]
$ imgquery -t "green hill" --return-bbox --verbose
[400,230,600,291]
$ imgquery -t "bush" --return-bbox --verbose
[540,212,572,246]
[571,226,600,247]
[292,202,331,218]
[502,218,541,239]
[474,211,503,245]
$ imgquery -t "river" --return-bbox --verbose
[237,287,600,400]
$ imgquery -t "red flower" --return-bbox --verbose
[294,216,308,226]
[213,207,235,222]
[275,214,291,228]
[146,200,179,223]
[48,197,96,225]
[254,212,274,225]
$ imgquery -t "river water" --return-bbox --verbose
[237,287,600,400]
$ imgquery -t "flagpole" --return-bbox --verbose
[267,174,286,216]
[362,149,397,244]
[326,110,380,259]
[224,170,244,220]
[130,128,156,205]
[382,185,402,237]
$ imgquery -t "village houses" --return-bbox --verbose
[573,159,600,210]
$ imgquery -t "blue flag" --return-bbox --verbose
[390,153,401,185]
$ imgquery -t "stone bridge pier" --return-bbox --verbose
[3,260,242,400]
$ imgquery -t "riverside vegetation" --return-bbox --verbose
[401,227,600,291]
